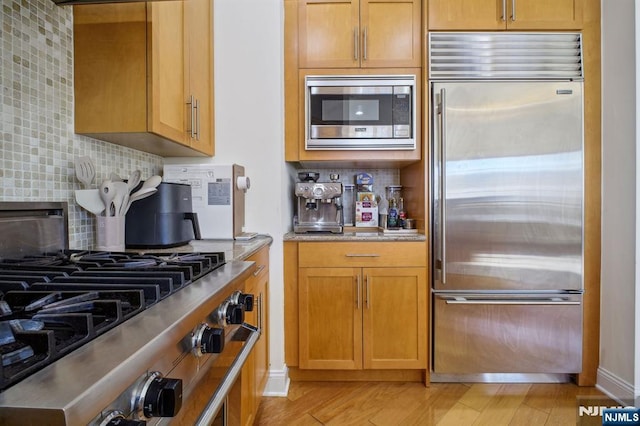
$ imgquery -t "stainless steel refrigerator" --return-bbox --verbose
[429,32,584,379]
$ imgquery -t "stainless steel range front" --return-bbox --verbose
[0,202,259,425]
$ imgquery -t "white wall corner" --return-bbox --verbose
[597,366,637,405]
[262,364,291,397]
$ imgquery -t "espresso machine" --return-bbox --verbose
[293,172,344,233]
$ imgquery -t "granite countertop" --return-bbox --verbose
[283,230,426,242]
[135,234,273,262]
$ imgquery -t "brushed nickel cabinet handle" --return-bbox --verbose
[363,27,367,61]
[365,275,370,309]
[354,27,359,61]
[253,265,266,276]
[501,0,507,21]
[356,275,361,309]
[511,0,516,21]
[345,253,380,258]
[187,95,195,138]
[194,98,200,140]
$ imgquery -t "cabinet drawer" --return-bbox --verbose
[298,242,426,267]
[246,246,269,283]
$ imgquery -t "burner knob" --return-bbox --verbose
[232,292,254,312]
[141,374,183,418]
[193,324,225,356]
[226,304,244,324]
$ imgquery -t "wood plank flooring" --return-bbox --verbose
[255,381,615,425]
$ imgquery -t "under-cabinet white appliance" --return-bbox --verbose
[430,32,585,381]
[163,164,251,240]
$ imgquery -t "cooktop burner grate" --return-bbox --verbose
[0,249,225,391]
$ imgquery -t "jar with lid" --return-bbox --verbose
[342,184,355,226]
[386,185,403,205]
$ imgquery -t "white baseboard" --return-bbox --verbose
[596,366,636,405]
[262,364,290,397]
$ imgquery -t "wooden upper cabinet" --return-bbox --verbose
[361,0,422,68]
[298,0,421,68]
[428,0,583,30]
[73,0,214,157]
[507,0,583,30]
[148,2,188,145]
[184,0,214,156]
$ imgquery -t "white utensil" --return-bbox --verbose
[110,172,123,182]
[123,175,162,215]
[110,181,129,217]
[74,156,96,189]
[99,180,116,217]
[124,187,157,214]
[140,175,162,191]
[75,189,105,215]
[127,170,141,192]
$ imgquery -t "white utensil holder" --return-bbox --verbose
[96,216,125,252]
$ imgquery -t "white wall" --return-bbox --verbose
[167,0,291,395]
[600,0,638,404]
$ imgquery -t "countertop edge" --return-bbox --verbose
[283,231,426,242]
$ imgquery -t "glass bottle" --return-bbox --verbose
[398,197,407,228]
[387,197,398,228]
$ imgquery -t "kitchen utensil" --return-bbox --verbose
[74,156,96,189]
[124,187,157,214]
[109,181,129,217]
[140,175,162,191]
[109,172,123,182]
[123,175,161,215]
[75,189,105,215]
[99,180,116,217]
[127,170,141,192]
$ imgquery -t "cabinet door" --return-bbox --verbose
[185,0,214,155]
[242,248,269,424]
[428,0,505,30]
[362,267,427,369]
[299,0,360,68]
[360,0,421,67]
[506,0,583,30]
[299,268,362,369]
[148,2,188,145]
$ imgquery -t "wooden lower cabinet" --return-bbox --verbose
[296,242,427,371]
[240,246,270,425]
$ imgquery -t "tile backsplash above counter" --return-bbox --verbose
[1,0,163,249]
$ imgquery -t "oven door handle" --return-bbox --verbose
[194,324,261,426]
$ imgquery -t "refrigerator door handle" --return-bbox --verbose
[440,296,580,305]
[438,88,447,285]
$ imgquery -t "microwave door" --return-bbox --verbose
[309,89,393,140]
[305,75,416,150]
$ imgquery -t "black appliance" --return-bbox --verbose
[125,182,201,248]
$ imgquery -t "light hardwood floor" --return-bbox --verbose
[255,381,615,425]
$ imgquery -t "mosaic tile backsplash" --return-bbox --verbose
[1,0,163,249]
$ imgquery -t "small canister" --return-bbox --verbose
[342,184,355,226]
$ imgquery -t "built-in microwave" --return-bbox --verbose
[305,75,416,150]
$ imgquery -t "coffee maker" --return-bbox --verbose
[293,172,343,233]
